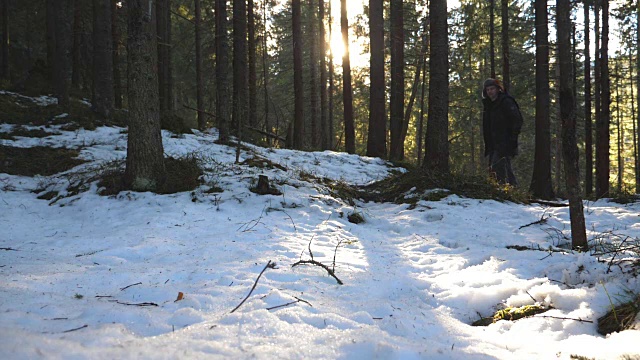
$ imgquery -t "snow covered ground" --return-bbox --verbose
[1,94,639,359]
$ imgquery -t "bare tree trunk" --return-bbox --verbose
[125,0,166,191]
[319,0,329,150]
[389,0,404,160]
[636,0,640,194]
[233,0,247,158]
[195,0,204,129]
[292,0,304,149]
[71,1,82,88]
[417,48,427,166]
[262,0,270,144]
[93,0,114,118]
[46,0,56,79]
[423,0,449,173]
[584,1,593,196]
[596,0,610,198]
[54,0,73,110]
[341,0,354,154]
[112,0,122,108]
[248,0,257,132]
[1,0,9,80]
[489,0,495,78]
[366,0,385,158]
[500,0,509,92]
[530,0,554,199]
[558,0,587,251]
[615,70,622,192]
[215,0,230,143]
[328,4,334,150]
[156,0,172,113]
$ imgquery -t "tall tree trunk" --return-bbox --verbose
[215,0,230,143]
[1,0,9,80]
[328,1,334,150]
[233,0,247,156]
[367,0,385,158]
[54,0,73,110]
[292,0,304,149]
[594,0,601,195]
[112,0,122,108]
[195,0,204,130]
[262,0,270,144]
[71,1,82,88]
[489,0,495,78]
[308,0,319,149]
[557,0,587,251]
[93,0,114,118]
[615,71,622,192]
[423,0,449,173]
[248,0,257,132]
[156,0,172,113]
[417,47,427,166]
[125,0,165,192]
[584,1,593,196]
[596,0,610,198]
[341,0,355,154]
[401,22,428,148]
[529,0,554,199]
[389,0,404,160]
[319,0,329,150]
[500,0,509,92]
[636,0,640,194]
[630,52,637,194]
[46,0,56,79]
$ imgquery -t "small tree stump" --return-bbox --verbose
[252,175,282,195]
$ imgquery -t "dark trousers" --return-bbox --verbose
[489,151,517,185]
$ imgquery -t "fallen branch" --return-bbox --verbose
[62,324,88,333]
[230,260,276,313]
[266,296,312,311]
[530,200,568,207]
[534,315,593,323]
[292,259,344,285]
[109,300,158,307]
[519,213,551,230]
[0,247,18,251]
[119,282,142,291]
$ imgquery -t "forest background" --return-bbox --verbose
[0,0,638,200]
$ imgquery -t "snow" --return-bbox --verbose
[1,95,639,359]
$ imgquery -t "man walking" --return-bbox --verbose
[482,78,523,185]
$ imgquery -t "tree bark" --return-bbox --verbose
[156,0,172,113]
[93,0,114,118]
[615,70,622,192]
[292,0,304,149]
[319,0,329,150]
[112,0,122,108]
[636,0,640,193]
[125,0,166,192]
[529,0,554,199]
[53,0,73,110]
[584,1,593,196]
[423,0,449,173]
[557,0,587,251]
[195,0,204,130]
[489,0,495,78]
[389,0,404,160]
[1,0,9,80]
[248,0,257,132]
[596,0,610,198]
[46,0,56,79]
[215,0,230,143]
[500,0,509,92]
[341,0,355,154]
[366,0,385,158]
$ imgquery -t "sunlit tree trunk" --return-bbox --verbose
[423,0,449,173]
[389,0,404,160]
[125,0,166,192]
[530,0,554,199]
[309,0,319,149]
[636,0,640,193]
[215,0,230,143]
[615,71,622,192]
[341,0,354,154]
[596,0,610,198]
[195,0,204,129]
[319,0,329,150]
[328,1,334,150]
[292,0,304,149]
[558,0,587,251]
[584,0,593,196]
[367,0,385,158]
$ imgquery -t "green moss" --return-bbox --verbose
[472,304,549,326]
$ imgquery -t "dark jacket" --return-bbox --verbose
[482,92,523,157]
